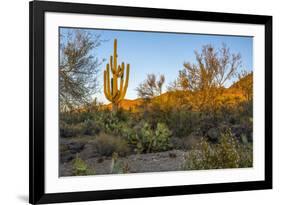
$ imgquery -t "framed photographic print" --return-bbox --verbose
[29,0,272,204]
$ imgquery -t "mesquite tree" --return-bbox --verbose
[170,44,242,111]
[59,29,103,111]
[136,74,165,99]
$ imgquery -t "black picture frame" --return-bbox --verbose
[29,1,272,204]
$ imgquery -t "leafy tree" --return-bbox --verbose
[136,74,165,99]
[59,29,103,111]
[170,44,242,111]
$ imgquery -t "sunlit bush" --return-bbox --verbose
[184,130,253,170]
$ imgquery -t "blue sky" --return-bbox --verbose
[60,27,253,104]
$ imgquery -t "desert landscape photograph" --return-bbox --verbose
[59,27,253,176]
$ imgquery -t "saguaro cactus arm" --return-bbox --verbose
[103,65,112,101]
[118,64,130,102]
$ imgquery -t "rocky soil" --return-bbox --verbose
[60,142,186,176]
[59,122,251,176]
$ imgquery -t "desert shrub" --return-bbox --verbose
[184,130,253,170]
[60,109,108,137]
[72,154,95,176]
[141,103,166,129]
[60,119,100,138]
[217,100,253,126]
[127,122,171,153]
[182,134,201,150]
[167,110,201,138]
[94,111,126,135]
[60,121,84,138]
[60,109,137,139]
[239,100,253,118]
[80,119,100,135]
[169,134,202,150]
[115,108,131,121]
[237,143,253,167]
[60,111,92,124]
[92,133,130,157]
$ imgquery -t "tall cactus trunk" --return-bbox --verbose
[103,39,130,112]
[112,103,118,112]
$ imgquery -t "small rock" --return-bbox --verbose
[207,128,220,142]
[169,152,177,158]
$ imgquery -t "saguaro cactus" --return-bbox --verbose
[104,39,130,111]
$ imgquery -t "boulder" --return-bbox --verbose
[206,127,220,142]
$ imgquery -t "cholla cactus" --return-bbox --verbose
[104,39,130,111]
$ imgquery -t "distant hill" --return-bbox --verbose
[229,72,253,90]
[101,73,253,112]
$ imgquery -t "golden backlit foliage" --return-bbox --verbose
[146,76,250,113]
[233,71,253,101]
[101,72,252,113]
[165,44,244,113]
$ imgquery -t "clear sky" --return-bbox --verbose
[60,27,253,104]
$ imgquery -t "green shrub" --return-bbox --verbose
[184,130,253,170]
[60,119,101,138]
[60,121,84,138]
[72,154,95,176]
[94,111,126,135]
[182,134,201,150]
[92,133,130,157]
[60,112,93,124]
[80,119,100,136]
[165,109,201,138]
[127,122,171,153]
